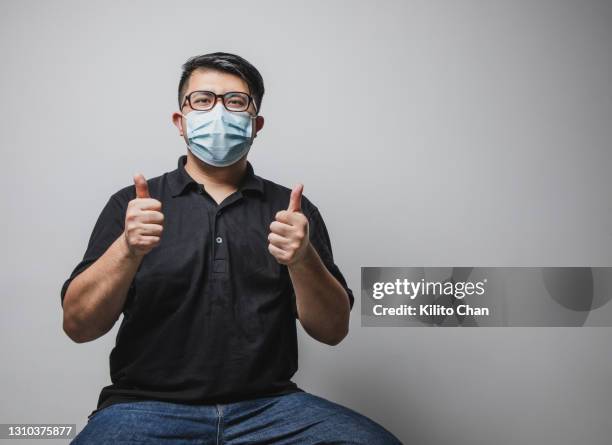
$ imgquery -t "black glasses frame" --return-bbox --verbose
[181,90,258,113]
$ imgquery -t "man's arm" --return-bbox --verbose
[287,243,350,345]
[62,235,143,343]
[62,174,164,343]
[268,184,353,346]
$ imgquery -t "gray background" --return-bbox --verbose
[1,0,611,444]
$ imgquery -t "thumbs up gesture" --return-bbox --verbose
[268,184,310,266]
[123,174,165,257]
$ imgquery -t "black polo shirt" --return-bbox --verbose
[60,154,354,418]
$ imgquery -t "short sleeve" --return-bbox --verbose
[60,194,127,307]
[289,205,355,318]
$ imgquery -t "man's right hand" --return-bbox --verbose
[124,174,164,257]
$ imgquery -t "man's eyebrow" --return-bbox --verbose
[187,89,254,99]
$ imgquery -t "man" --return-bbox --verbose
[61,52,402,444]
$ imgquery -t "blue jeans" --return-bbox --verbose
[71,391,402,444]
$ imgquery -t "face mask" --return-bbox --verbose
[181,105,257,167]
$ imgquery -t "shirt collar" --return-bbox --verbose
[169,155,264,198]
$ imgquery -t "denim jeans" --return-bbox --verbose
[71,391,403,444]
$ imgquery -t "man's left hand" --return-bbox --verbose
[268,183,310,266]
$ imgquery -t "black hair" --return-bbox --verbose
[178,52,265,113]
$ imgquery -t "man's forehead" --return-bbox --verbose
[186,68,249,95]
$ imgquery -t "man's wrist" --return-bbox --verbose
[288,243,317,271]
[118,232,142,262]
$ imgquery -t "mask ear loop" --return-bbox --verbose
[250,116,258,141]
[250,96,259,141]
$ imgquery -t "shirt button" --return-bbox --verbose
[215,236,223,244]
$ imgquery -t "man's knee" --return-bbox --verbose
[290,392,403,444]
[329,410,402,444]
[72,404,128,444]
[71,402,217,444]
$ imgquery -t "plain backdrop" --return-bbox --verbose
[1,1,611,444]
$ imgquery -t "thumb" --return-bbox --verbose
[133,173,150,199]
[287,183,303,213]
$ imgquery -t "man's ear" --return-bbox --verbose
[172,111,185,136]
[254,115,265,136]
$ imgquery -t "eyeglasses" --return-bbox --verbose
[182,90,257,113]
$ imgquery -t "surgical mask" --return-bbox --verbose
[181,105,257,167]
